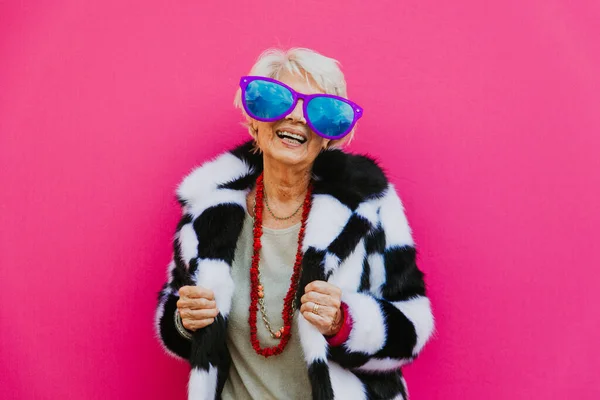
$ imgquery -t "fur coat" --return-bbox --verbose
[155,141,434,400]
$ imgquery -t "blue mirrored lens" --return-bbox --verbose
[244,80,294,120]
[306,97,354,137]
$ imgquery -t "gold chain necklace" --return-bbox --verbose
[263,191,305,221]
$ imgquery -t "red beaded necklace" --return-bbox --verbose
[248,173,312,358]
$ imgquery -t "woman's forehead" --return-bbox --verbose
[277,70,324,95]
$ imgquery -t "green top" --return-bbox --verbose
[221,212,312,400]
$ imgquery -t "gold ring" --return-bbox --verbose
[312,303,320,315]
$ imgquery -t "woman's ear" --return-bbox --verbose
[247,117,258,137]
[244,117,258,139]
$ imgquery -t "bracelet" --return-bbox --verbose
[330,308,343,332]
[174,309,193,340]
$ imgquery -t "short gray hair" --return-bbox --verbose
[234,48,355,148]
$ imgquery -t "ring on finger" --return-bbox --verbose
[312,303,320,315]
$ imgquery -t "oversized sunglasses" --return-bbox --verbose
[239,76,363,140]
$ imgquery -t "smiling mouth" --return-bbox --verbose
[276,130,307,144]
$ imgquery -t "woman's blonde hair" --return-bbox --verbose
[233,48,355,148]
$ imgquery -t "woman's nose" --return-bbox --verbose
[285,100,306,124]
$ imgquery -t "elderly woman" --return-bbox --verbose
[155,48,434,400]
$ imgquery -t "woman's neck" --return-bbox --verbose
[246,157,311,230]
[262,157,311,204]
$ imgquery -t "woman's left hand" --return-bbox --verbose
[300,280,343,336]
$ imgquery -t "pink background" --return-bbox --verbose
[1,1,599,399]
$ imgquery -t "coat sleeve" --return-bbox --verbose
[327,186,435,372]
[154,212,197,361]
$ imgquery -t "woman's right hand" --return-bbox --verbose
[177,286,219,331]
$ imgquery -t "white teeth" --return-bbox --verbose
[277,130,306,143]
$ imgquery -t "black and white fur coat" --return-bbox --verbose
[155,141,434,400]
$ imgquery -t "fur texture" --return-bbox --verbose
[155,141,434,400]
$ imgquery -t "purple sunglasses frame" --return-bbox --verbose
[239,76,364,140]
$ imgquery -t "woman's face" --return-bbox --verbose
[252,71,330,169]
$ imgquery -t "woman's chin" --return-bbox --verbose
[271,141,310,165]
